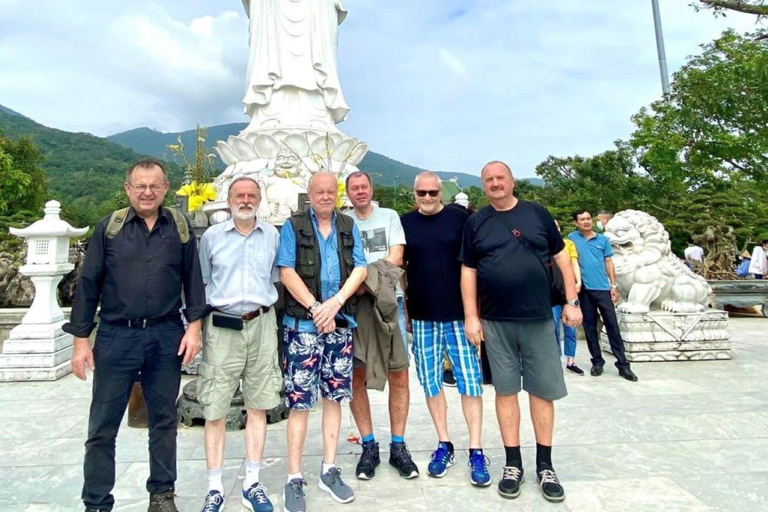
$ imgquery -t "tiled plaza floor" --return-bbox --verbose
[1,317,767,511]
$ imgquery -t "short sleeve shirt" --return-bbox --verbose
[567,231,613,291]
[459,200,564,322]
[564,238,578,260]
[401,206,469,321]
[345,206,406,264]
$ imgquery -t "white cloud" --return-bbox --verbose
[0,0,761,178]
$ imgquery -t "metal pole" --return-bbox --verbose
[651,0,670,95]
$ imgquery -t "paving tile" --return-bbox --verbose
[564,476,712,512]
[672,471,768,512]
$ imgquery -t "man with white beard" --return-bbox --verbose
[197,177,282,512]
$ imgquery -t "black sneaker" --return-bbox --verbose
[355,441,380,480]
[498,465,524,499]
[443,368,457,387]
[148,490,179,512]
[389,442,419,478]
[536,464,565,503]
[566,363,584,376]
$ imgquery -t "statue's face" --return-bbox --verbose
[604,218,643,256]
[275,151,300,178]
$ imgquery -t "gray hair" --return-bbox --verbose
[413,171,442,189]
[308,171,338,193]
[227,176,261,199]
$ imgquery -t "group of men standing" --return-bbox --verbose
[65,158,637,512]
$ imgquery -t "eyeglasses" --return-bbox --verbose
[415,190,440,197]
[126,183,165,194]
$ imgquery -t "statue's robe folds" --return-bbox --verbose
[242,0,350,130]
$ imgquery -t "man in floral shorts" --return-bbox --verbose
[277,172,368,512]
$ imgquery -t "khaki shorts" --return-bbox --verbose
[197,309,282,420]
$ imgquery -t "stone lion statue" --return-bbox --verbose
[604,210,712,313]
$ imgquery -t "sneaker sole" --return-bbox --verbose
[541,491,566,503]
[498,475,525,499]
[318,480,355,504]
[390,462,419,479]
[355,470,374,480]
[281,491,306,512]
[242,496,273,512]
[470,477,492,487]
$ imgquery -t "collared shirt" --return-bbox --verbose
[567,230,613,291]
[276,208,367,332]
[199,218,280,315]
[63,206,208,338]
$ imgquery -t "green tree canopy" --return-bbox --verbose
[0,132,47,217]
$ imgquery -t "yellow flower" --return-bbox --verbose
[336,180,346,209]
[176,181,217,211]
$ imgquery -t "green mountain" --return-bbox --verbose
[107,124,483,189]
[0,106,183,227]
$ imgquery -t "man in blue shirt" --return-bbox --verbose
[277,172,368,512]
[568,210,638,382]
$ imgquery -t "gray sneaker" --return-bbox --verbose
[318,466,355,504]
[282,478,307,512]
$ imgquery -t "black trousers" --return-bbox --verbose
[82,318,185,511]
[579,289,630,369]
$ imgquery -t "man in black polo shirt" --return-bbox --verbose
[64,159,207,512]
[460,161,582,504]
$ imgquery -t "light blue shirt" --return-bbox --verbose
[199,219,280,315]
[277,208,367,332]
[568,230,613,291]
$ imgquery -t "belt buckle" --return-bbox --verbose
[128,319,147,329]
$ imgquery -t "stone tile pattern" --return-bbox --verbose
[1,318,767,511]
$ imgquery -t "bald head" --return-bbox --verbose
[414,171,442,189]
[481,160,514,179]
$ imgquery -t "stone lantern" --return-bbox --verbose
[0,200,88,381]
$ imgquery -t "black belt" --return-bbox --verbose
[105,313,181,329]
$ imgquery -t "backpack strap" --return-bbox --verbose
[105,207,130,241]
[165,207,190,244]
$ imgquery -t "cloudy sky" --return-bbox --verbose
[0,0,760,178]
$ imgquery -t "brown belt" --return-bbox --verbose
[241,306,270,321]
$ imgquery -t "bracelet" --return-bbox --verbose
[309,301,322,312]
[334,293,345,306]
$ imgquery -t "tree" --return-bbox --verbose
[0,132,47,217]
[695,0,768,18]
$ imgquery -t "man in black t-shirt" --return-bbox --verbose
[401,172,488,486]
[460,161,582,504]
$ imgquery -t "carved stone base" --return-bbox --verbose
[0,360,71,381]
[601,309,731,362]
[176,378,289,431]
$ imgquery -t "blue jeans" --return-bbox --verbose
[551,305,577,358]
[82,318,185,511]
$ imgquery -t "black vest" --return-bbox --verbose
[283,211,357,319]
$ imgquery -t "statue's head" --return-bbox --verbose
[274,148,301,178]
[604,210,671,274]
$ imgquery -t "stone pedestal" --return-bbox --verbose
[601,310,731,362]
[0,320,74,381]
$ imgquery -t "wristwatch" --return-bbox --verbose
[566,299,580,307]
[611,284,619,289]
[309,301,322,313]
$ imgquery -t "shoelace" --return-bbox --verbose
[202,493,224,512]
[325,467,345,487]
[359,444,377,465]
[287,479,307,500]
[393,444,415,467]
[538,468,560,486]
[430,447,452,465]
[247,483,270,504]
[468,454,491,474]
[502,465,523,481]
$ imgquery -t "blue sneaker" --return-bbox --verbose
[427,442,455,478]
[242,482,274,512]
[200,490,225,512]
[468,450,491,487]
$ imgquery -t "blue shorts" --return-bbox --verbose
[412,320,483,398]
[283,327,354,410]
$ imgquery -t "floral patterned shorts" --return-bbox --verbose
[283,327,354,410]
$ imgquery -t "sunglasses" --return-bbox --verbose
[415,190,440,197]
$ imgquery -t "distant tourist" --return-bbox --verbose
[596,210,613,232]
[568,210,638,382]
[460,161,582,503]
[196,177,281,512]
[684,238,705,267]
[737,250,752,278]
[64,159,207,512]
[401,171,487,485]
[749,240,768,279]
[553,220,584,376]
